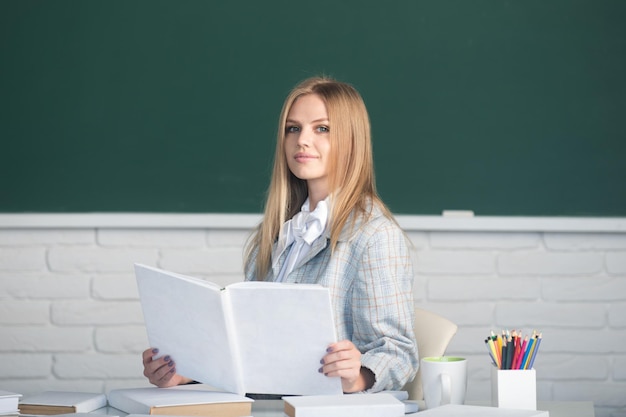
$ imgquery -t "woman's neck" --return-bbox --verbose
[307,191,329,211]
[306,181,329,211]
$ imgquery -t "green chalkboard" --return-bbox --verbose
[2,1,625,216]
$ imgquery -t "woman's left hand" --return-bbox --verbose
[320,340,374,393]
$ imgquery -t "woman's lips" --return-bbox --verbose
[294,153,318,162]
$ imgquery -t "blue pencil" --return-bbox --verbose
[527,333,542,369]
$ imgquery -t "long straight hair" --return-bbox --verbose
[244,76,393,280]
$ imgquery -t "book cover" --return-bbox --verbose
[282,393,405,417]
[0,390,22,415]
[107,385,253,417]
[135,263,342,396]
[18,391,107,415]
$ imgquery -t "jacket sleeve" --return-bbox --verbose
[351,219,419,392]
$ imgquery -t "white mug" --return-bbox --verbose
[421,356,467,409]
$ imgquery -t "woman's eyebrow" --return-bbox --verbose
[286,118,329,124]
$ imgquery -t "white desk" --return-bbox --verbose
[247,399,595,417]
[467,401,595,417]
[101,399,594,417]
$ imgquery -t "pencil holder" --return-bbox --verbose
[491,367,537,410]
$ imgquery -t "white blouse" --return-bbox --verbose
[273,197,329,282]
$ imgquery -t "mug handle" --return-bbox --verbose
[440,372,451,405]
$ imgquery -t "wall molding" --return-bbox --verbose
[1,213,626,232]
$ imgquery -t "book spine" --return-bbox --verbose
[222,289,246,396]
[107,391,149,415]
[75,394,107,412]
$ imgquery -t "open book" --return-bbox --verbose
[135,264,342,396]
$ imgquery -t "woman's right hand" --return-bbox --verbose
[142,348,192,387]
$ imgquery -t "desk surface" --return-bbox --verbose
[252,400,595,417]
[468,401,595,417]
[101,400,594,417]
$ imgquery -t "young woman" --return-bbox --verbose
[142,76,418,393]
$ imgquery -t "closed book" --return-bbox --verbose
[0,390,22,415]
[416,404,550,416]
[107,385,253,417]
[282,393,405,417]
[18,391,107,415]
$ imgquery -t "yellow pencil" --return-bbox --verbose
[487,337,500,368]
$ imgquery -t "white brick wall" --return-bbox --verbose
[0,217,625,417]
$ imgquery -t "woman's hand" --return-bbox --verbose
[142,348,192,388]
[320,340,375,393]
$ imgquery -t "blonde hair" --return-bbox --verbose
[244,76,394,280]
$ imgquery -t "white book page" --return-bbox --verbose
[134,264,242,394]
[226,282,343,395]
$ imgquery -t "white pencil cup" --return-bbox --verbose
[491,367,537,410]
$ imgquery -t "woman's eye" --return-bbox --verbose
[285,125,300,133]
[317,126,329,133]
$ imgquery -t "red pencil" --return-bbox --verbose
[512,333,521,369]
[515,335,527,369]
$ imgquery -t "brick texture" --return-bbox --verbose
[1,220,625,415]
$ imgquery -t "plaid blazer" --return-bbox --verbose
[245,204,418,392]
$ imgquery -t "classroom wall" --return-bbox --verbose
[0,218,625,416]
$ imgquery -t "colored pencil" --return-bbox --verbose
[527,333,542,369]
[486,330,542,371]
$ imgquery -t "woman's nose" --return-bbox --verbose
[297,128,312,146]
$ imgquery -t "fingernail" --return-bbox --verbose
[326,347,333,353]
[318,367,323,373]
[164,355,170,362]
[168,361,174,367]
[152,348,159,354]
[320,359,324,364]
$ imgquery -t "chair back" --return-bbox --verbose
[404,307,458,400]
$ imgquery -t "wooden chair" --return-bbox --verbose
[404,307,458,400]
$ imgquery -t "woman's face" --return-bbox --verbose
[284,94,331,196]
